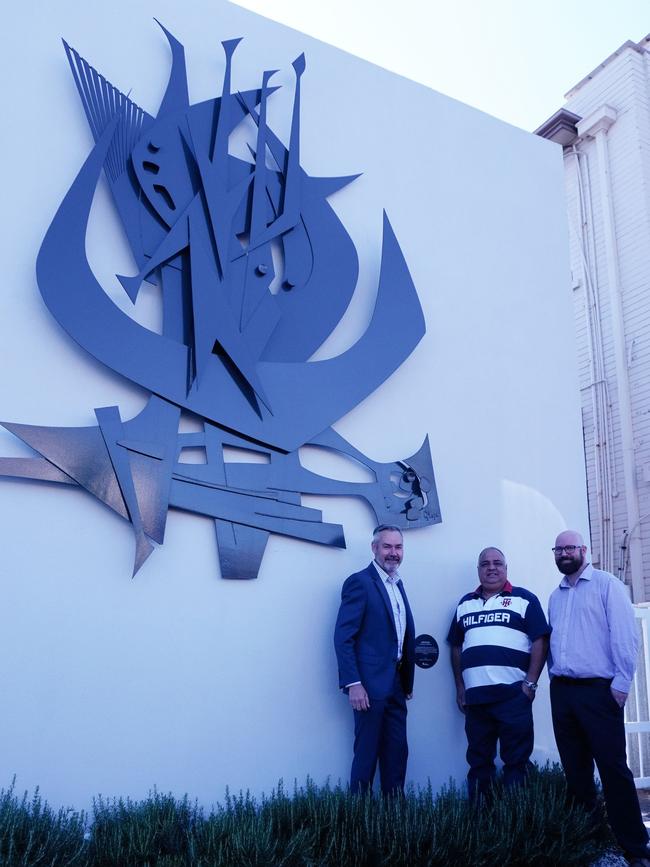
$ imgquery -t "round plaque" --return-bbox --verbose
[414,634,439,669]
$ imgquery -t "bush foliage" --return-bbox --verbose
[0,765,613,866]
[0,778,86,866]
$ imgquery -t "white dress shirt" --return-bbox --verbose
[373,561,406,660]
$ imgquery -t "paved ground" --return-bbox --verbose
[592,790,650,866]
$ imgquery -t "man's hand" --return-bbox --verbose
[349,683,370,711]
[522,682,536,701]
[611,687,627,708]
[451,646,466,714]
[406,693,413,701]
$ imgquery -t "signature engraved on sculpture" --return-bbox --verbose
[0,23,441,578]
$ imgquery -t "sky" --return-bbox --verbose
[232,0,650,131]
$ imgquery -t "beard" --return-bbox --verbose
[557,552,584,575]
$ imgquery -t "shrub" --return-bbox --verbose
[85,765,613,866]
[0,777,86,866]
[89,790,199,866]
[0,764,616,866]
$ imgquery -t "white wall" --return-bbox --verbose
[0,0,586,808]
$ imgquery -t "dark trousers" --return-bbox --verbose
[551,677,648,858]
[465,689,534,800]
[350,673,407,795]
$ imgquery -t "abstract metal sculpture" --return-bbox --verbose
[0,23,441,578]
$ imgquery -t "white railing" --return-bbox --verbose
[628,605,650,787]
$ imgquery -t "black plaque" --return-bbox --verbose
[414,634,439,669]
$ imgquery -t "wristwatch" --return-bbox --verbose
[524,680,538,691]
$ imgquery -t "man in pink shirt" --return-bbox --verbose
[548,529,649,866]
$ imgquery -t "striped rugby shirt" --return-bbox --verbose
[447,581,550,705]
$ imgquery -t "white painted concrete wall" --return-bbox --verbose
[561,39,650,600]
[0,0,585,809]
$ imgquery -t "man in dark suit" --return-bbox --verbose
[334,524,416,795]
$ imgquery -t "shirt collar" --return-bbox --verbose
[472,579,513,598]
[373,561,401,584]
[559,562,593,588]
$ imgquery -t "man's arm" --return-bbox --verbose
[334,573,368,709]
[451,645,466,713]
[546,601,555,675]
[522,636,549,700]
[606,577,639,706]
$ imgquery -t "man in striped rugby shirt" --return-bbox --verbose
[447,547,550,801]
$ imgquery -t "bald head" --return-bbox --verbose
[555,530,585,549]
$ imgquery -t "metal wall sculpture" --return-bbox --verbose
[0,22,441,578]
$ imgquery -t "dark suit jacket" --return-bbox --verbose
[334,562,416,700]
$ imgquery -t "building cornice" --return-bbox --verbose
[534,109,581,146]
[565,35,650,99]
[576,105,618,139]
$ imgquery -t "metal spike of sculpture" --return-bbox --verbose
[0,23,441,578]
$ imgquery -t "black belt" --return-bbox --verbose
[554,676,612,686]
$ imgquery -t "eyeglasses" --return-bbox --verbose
[551,545,582,555]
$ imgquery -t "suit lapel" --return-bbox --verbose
[397,579,414,637]
[370,563,398,638]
